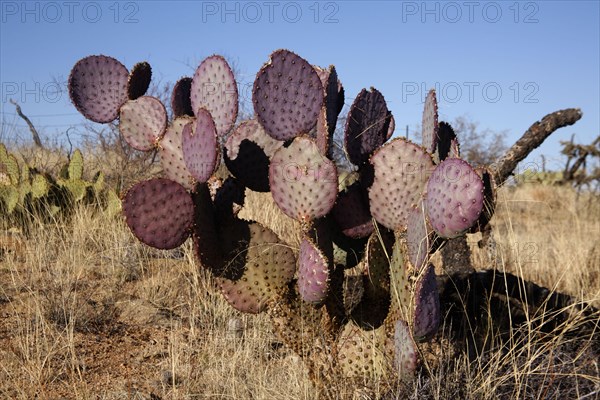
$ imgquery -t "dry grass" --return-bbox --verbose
[1,157,599,398]
[475,184,600,304]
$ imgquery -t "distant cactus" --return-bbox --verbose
[68,50,499,396]
[0,144,120,224]
[1,143,51,216]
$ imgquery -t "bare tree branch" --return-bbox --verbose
[10,99,44,149]
[493,108,582,184]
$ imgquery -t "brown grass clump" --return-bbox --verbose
[1,153,599,398]
[477,184,600,303]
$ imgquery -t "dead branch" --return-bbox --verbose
[10,99,44,149]
[561,135,600,184]
[493,108,582,184]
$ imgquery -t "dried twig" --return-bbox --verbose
[494,108,583,184]
[9,99,44,149]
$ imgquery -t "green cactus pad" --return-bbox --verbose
[182,108,219,184]
[68,55,129,123]
[426,158,484,239]
[190,55,238,138]
[337,321,394,379]
[68,149,84,181]
[105,189,122,216]
[171,77,194,117]
[20,163,29,183]
[413,264,440,340]
[0,185,19,213]
[436,121,457,162]
[331,182,374,239]
[344,88,392,166]
[0,143,7,164]
[253,49,323,141]
[122,178,194,250]
[368,138,434,231]
[224,119,282,192]
[268,283,324,357]
[127,61,152,100]
[389,236,412,321]
[218,221,296,314]
[393,320,417,380]
[31,173,49,199]
[159,116,195,190]
[92,170,105,193]
[119,96,167,151]
[314,106,331,157]
[364,231,393,291]
[4,153,20,185]
[269,136,338,222]
[297,235,330,304]
[63,179,88,202]
[406,203,431,271]
[0,173,9,186]
[422,89,438,154]
[18,179,31,207]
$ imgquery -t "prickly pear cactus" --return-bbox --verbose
[68,50,491,396]
[0,145,120,223]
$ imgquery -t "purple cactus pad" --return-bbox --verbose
[269,136,338,222]
[224,119,282,192]
[368,138,434,231]
[159,116,196,190]
[344,88,392,165]
[421,89,438,154]
[314,65,344,139]
[426,158,484,238]
[127,61,152,100]
[182,108,219,184]
[436,121,457,162]
[119,96,167,151]
[190,55,238,138]
[253,49,323,141]
[413,264,440,340]
[394,320,417,380]
[331,182,374,239]
[68,55,129,123]
[298,236,330,304]
[470,166,496,233]
[122,178,194,250]
[171,77,194,118]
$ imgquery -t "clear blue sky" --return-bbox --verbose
[1,0,598,171]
